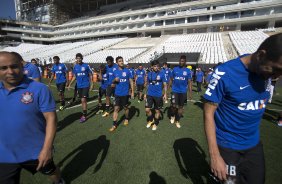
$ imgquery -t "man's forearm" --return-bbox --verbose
[42,112,57,151]
[204,103,220,158]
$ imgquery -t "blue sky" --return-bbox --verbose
[0,0,16,19]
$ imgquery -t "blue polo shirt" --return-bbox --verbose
[100,72,109,90]
[171,66,192,93]
[113,68,133,96]
[106,64,118,86]
[51,63,68,84]
[135,69,146,85]
[196,71,204,82]
[204,55,271,150]
[73,63,93,88]
[23,62,41,80]
[0,77,56,163]
[147,71,166,98]
[162,68,172,82]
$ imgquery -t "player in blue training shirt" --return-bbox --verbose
[102,56,118,117]
[145,60,167,131]
[48,56,69,110]
[68,53,93,123]
[162,62,172,103]
[109,56,134,132]
[10,52,41,82]
[205,68,213,87]
[0,52,65,184]
[135,64,146,102]
[195,67,204,93]
[96,64,109,115]
[204,33,282,184]
[169,55,192,128]
[126,63,135,98]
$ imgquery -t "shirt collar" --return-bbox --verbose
[0,76,31,90]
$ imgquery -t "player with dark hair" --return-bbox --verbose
[0,51,64,184]
[162,62,172,103]
[96,64,109,114]
[10,52,41,82]
[102,56,118,117]
[109,56,134,132]
[169,55,192,128]
[145,60,167,131]
[204,33,282,184]
[48,56,69,110]
[135,64,146,102]
[68,53,93,123]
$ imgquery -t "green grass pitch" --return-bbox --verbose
[21,80,282,184]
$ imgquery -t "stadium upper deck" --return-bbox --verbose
[1,0,282,43]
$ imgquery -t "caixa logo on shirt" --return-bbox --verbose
[21,92,33,104]
[238,99,267,110]
[205,68,225,96]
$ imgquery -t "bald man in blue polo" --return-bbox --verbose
[0,52,64,184]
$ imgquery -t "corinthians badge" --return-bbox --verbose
[21,92,33,104]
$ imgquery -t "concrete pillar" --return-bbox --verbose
[268,20,275,28]
[236,23,241,31]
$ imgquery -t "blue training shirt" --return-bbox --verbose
[0,77,56,163]
[147,71,166,97]
[51,63,68,84]
[135,69,146,85]
[196,71,204,82]
[100,72,109,90]
[162,68,172,82]
[23,62,41,80]
[106,64,118,86]
[73,63,93,88]
[171,66,192,93]
[204,55,271,150]
[113,68,133,96]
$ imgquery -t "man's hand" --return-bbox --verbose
[37,148,53,171]
[163,94,167,102]
[210,154,227,181]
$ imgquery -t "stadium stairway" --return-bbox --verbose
[222,32,238,60]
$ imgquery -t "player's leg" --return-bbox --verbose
[145,95,154,128]
[170,93,178,124]
[0,163,21,184]
[103,86,112,117]
[175,93,186,128]
[122,96,130,126]
[79,87,89,123]
[241,142,265,184]
[152,97,162,131]
[58,83,66,110]
[109,96,120,132]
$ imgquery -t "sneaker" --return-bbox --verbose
[278,118,282,127]
[59,105,65,111]
[175,121,181,128]
[102,112,109,117]
[124,120,129,126]
[96,109,103,114]
[79,115,86,123]
[170,116,175,124]
[152,124,157,131]
[109,125,117,132]
[138,100,141,103]
[165,100,168,104]
[146,120,154,128]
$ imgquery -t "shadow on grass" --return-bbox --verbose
[173,138,215,184]
[149,171,166,184]
[58,135,110,184]
[57,112,81,132]
[263,109,280,125]
[116,105,140,126]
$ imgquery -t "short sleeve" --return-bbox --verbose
[204,67,228,103]
[38,85,56,112]
[161,73,166,83]
[64,64,68,72]
[129,70,133,79]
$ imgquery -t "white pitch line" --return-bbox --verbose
[56,98,105,112]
